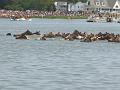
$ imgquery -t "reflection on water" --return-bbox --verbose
[0,19,120,90]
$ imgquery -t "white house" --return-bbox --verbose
[54,1,68,11]
[87,0,120,13]
[68,2,87,11]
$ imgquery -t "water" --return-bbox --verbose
[0,18,120,90]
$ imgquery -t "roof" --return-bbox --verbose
[106,0,117,8]
[87,0,120,8]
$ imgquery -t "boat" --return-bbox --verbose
[10,17,32,21]
[87,14,101,22]
[87,17,97,22]
[87,15,115,23]
[25,34,41,40]
[86,13,120,23]
[10,15,32,21]
[87,18,97,22]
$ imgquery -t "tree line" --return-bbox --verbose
[0,0,87,11]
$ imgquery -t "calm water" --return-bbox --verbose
[0,18,120,90]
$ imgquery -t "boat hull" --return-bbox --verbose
[10,18,32,21]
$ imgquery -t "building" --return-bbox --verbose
[54,1,68,11]
[87,0,120,13]
[68,2,87,11]
[54,1,87,12]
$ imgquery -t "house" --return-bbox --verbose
[87,0,120,13]
[68,2,87,11]
[54,1,68,11]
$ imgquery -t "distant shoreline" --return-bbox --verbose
[0,10,89,19]
[31,16,88,19]
[0,16,87,19]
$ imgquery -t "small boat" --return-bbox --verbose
[10,17,25,21]
[87,16,97,22]
[10,15,32,21]
[10,17,32,21]
[87,15,100,22]
[87,18,96,22]
[25,34,41,40]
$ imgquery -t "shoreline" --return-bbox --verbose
[0,16,87,19]
[32,16,87,19]
[0,10,89,19]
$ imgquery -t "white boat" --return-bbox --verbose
[10,18,32,21]
[25,34,41,40]
[87,17,97,22]
[87,15,100,22]
[10,15,32,21]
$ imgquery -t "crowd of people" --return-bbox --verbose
[0,9,91,18]
[0,9,120,19]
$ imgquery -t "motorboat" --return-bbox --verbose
[87,14,101,22]
[10,17,32,21]
[25,34,41,40]
[87,16,97,22]
[10,15,32,21]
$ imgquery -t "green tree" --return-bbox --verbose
[0,0,87,10]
